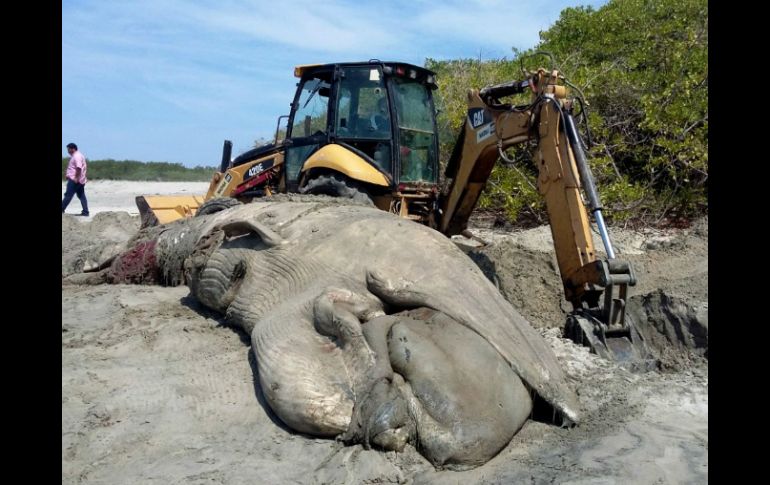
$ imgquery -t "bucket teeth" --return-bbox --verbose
[565,313,659,371]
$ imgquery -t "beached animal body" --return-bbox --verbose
[78,198,579,468]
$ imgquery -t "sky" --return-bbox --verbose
[62,0,607,167]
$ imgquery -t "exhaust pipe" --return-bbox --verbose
[220,140,233,173]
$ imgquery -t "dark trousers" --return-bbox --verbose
[62,179,89,214]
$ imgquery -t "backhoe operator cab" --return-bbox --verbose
[210,61,441,224]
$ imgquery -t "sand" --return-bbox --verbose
[61,181,210,218]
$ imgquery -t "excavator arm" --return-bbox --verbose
[440,69,652,367]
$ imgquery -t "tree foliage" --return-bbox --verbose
[62,158,217,182]
[427,0,707,225]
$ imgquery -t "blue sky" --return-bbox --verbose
[62,0,607,167]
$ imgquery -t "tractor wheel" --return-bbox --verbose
[301,173,373,205]
[195,197,242,217]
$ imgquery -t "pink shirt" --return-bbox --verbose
[66,151,87,184]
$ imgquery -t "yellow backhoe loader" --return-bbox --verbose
[136,59,651,367]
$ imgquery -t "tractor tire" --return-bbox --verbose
[195,197,242,217]
[300,173,373,205]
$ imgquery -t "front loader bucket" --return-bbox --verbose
[136,195,206,228]
[564,312,659,372]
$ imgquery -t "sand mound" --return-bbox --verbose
[61,212,140,277]
[627,290,708,371]
[463,217,708,369]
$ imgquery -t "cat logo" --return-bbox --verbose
[247,163,264,178]
[468,108,492,129]
[468,108,495,143]
[215,172,233,196]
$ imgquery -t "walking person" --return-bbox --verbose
[62,142,89,216]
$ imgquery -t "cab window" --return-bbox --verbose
[392,77,438,183]
[336,67,390,140]
[290,77,331,138]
